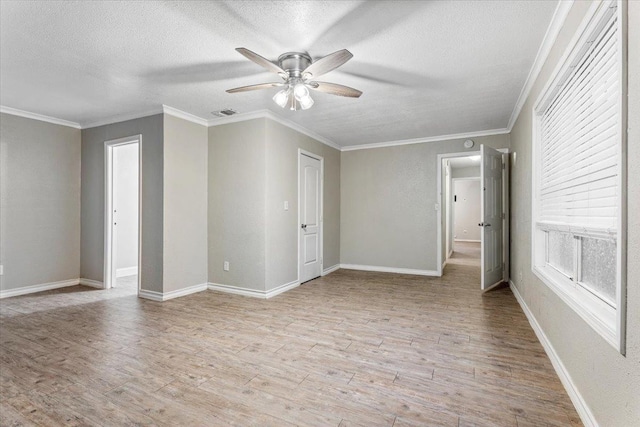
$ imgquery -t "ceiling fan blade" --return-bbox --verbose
[235,48,287,77]
[226,82,284,93]
[302,49,353,79]
[308,81,362,98]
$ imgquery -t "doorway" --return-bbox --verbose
[298,149,323,284]
[437,147,509,288]
[447,156,482,269]
[104,135,141,294]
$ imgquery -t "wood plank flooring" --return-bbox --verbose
[1,244,581,426]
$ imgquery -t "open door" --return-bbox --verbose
[480,145,504,291]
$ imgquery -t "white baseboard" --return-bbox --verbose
[448,249,453,258]
[139,283,208,302]
[208,283,267,299]
[322,264,340,276]
[208,279,299,299]
[79,278,104,289]
[0,278,80,299]
[454,239,481,243]
[138,289,163,301]
[509,280,598,427]
[116,266,138,278]
[265,280,299,298]
[339,264,439,277]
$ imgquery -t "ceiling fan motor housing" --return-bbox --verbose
[278,52,312,78]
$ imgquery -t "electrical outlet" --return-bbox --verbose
[284,201,289,211]
[223,261,229,272]
[518,269,523,282]
[0,265,3,276]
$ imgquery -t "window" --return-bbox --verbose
[532,0,626,353]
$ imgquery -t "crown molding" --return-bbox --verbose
[81,107,164,129]
[263,111,342,151]
[207,109,272,127]
[208,109,342,151]
[162,105,209,127]
[340,127,510,152]
[506,0,574,131]
[0,105,81,129]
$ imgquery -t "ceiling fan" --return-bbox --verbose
[226,48,362,111]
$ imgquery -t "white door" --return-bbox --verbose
[480,145,504,291]
[299,153,322,283]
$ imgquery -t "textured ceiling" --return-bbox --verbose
[0,0,558,147]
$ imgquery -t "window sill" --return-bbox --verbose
[532,265,618,351]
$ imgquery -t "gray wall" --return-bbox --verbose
[0,113,81,291]
[163,114,208,293]
[208,118,340,292]
[341,135,509,272]
[81,114,164,293]
[114,143,139,271]
[509,1,640,425]
[265,119,340,290]
[208,119,267,291]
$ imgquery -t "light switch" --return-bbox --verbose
[284,201,289,211]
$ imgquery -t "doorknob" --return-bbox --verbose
[478,222,491,227]
[301,224,307,230]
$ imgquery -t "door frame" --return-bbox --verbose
[297,149,324,284]
[104,135,142,293]
[436,148,509,277]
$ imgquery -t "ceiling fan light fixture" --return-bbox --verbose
[293,83,309,101]
[273,88,289,108]
[299,94,314,110]
[229,48,361,111]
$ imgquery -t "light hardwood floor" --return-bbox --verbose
[1,244,581,426]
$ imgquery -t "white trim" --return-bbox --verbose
[0,105,81,129]
[207,283,266,299]
[454,239,481,243]
[208,280,301,299]
[341,128,509,152]
[0,279,79,299]
[82,108,164,129]
[509,281,598,427]
[207,109,270,126]
[267,112,341,151]
[506,0,574,130]
[162,283,208,301]
[162,105,209,127]
[138,283,208,302]
[322,264,340,276]
[79,278,104,289]
[340,264,439,277]
[208,109,341,151]
[265,280,300,298]
[116,266,138,278]
[138,289,164,302]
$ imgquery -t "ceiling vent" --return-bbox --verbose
[211,109,237,118]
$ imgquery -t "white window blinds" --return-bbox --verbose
[539,5,619,231]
